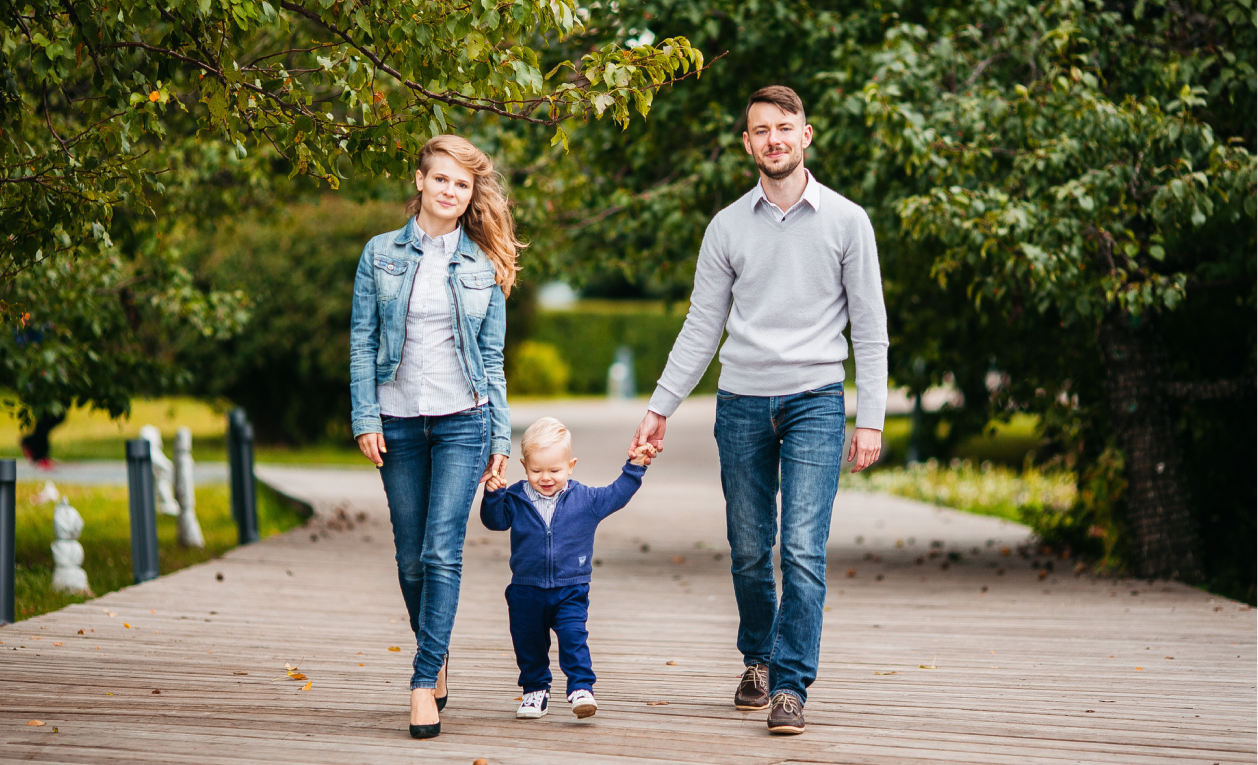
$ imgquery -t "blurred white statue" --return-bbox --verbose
[139,425,180,516]
[51,497,90,594]
[31,480,59,505]
[173,427,204,548]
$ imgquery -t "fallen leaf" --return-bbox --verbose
[1165,656,1174,660]
[301,681,313,691]
[920,655,938,669]
[514,696,523,701]
[233,671,248,676]
[287,672,307,681]
[77,629,83,635]
[1085,709,1095,713]
[387,646,401,652]
[150,609,156,614]
[474,760,489,765]
[151,689,161,695]
[26,720,45,726]
[52,727,58,733]
[1136,667,1143,671]
[53,643,62,646]
[874,671,898,676]
[123,623,131,629]
[665,660,676,666]
[359,663,364,667]
[106,692,113,696]
[108,612,116,617]
[646,700,670,706]
[672,555,685,564]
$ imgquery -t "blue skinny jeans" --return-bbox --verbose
[378,407,489,690]
[715,382,846,704]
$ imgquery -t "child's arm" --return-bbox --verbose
[479,486,514,531]
[587,460,649,521]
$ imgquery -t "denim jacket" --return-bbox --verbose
[350,224,511,456]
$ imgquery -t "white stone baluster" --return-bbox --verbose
[51,497,90,594]
[173,427,204,548]
[140,425,180,516]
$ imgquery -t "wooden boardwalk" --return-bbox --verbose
[2,398,1254,764]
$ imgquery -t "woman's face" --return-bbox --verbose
[414,153,475,224]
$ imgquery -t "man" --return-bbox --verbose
[629,85,888,734]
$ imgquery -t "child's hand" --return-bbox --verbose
[630,443,658,466]
[485,469,506,491]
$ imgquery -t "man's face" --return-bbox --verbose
[742,102,813,181]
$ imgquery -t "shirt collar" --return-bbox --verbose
[751,169,820,216]
[411,217,462,251]
[523,482,569,504]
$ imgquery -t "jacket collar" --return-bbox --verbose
[506,479,583,503]
[392,219,479,263]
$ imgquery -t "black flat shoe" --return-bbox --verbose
[409,722,440,739]
[435,654,449,711]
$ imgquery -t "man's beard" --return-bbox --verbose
[754,149,802,180]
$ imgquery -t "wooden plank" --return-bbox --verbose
[1,397,1253,764]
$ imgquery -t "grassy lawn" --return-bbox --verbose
[11,481,308,621]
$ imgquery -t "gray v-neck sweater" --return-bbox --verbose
[647,180,890,430]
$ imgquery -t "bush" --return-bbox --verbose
[530,308,720,395]
[508,341,570,396]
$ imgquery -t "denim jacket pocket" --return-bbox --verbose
[373,257,411,302]
[458,270,496,317]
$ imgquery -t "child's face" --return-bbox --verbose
[521,442,577,497]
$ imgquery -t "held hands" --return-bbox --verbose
[629,443,658,466]
[846,427,882,473]
[481,453,508,491]
[628,411,667,465]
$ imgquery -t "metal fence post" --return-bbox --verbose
[228,408,258,545]
[0,459,16,625]
[125,439,160,584]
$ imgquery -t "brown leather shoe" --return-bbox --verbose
[734,663,770,710]
[766,692,805,734]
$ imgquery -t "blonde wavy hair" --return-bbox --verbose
[405,135,524,296]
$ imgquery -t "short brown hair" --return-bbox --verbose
[744,85,805,126]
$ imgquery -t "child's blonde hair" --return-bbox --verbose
[520,417,571,461]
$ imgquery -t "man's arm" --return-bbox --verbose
[631,220,734,456]
[842,209,890,472]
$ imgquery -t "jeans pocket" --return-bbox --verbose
[716,389,740,402]
[381,415,401,425]
[803,383,844,397]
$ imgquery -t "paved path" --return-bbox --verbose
[1,398,1253,764]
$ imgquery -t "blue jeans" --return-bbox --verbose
[505,583,596,696]
[378,407,489,690]
[715,382,846,704]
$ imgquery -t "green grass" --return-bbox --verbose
[846,458,1077,523]
[11,481,308,621]
[876,413,1044,468]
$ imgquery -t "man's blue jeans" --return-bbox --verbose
[715,383,846,704]
[378,407,489,690]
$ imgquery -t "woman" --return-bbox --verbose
[349,135,519,739]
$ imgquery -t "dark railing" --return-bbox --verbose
[227,408,258,545]
[1,458,15,625]
[125,439,161,584]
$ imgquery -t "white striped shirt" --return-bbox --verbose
[524,481,570,527]
[377,221,476,418]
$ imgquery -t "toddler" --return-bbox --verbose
[481,416,655,719]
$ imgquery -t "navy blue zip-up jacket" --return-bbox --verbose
[480,461,647,588]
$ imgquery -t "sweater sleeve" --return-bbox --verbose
[647,218,734,417]
[587,461,648,521]
[479,487,514,531]
[842,209,890,431]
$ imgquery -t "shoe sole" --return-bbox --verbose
[573,702,597,719]
[734,701,770,711]
[767,724,805,735]
[516,709,548,719]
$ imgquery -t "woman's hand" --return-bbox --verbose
[357,432,386,467]
[480,453,508,489]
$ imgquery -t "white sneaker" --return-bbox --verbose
[516,690,549,719]
[568,689,597,718]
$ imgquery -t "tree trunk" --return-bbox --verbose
[1098,313,1203,582]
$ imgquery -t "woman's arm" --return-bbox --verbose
[349,242,383,440]
[478,285,511,457]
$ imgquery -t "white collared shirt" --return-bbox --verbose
[376,219,476,417]
[523,481,569,527]
[750,169,821,222]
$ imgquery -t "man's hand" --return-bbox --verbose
[846,427,882,473]
[629,411,667,460]
[480,454,508,487]
[357,432,386,467]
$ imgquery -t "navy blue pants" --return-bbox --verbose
[505,583,595,696]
